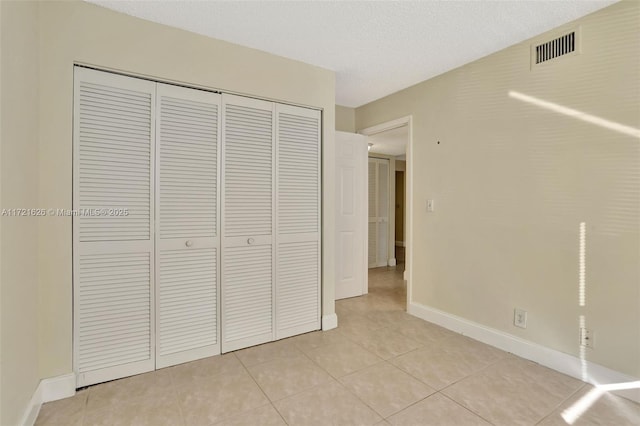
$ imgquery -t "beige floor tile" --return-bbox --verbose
[35,389,88,426]
[292,329,350,354]
[347,327,423,360]
[338,313,387,338]
[247,355,333,401]
[83,391,183,426]
[365,310,419,328]
[175,369,269,425]
[235,339,304,367]
[538,385,640,426]
[305,340,383,378]
[274,380,382,426]
[339,362,435,418]
[214,404,286,426]
[168,352,245,388]
[86,369,175,414]
[392,319,457,346]
[336,301,358,318]
[390,335,508,390]
[443,357,583,425]
[387,393,491,426]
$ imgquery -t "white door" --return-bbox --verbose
[368,158,389,268]
[221,94,275,352]
[335,132,368,299]
[155,84,221,368]
[275,104,321,338]
[73,67,156,387]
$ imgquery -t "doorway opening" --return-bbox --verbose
[360,117,412,310]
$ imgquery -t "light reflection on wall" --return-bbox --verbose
[508,91,640,139]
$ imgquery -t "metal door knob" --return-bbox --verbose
[185,240,193,247]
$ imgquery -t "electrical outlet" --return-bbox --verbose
[514,308,527,328]
[580,327,594,348]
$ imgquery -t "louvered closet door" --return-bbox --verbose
[275,104,321,339]
[368,158,389,268]
[221,94,275,352]
[156,84,221,368]
[368,160,378,267]
[73,67,156,387]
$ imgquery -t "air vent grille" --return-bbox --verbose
[535,31,576,64]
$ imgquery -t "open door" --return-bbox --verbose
[335,131,368,299]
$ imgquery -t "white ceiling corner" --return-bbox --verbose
[86,0,618,108]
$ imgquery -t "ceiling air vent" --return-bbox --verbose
[532,28,579,66]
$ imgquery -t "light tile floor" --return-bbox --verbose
[36,265,640,426]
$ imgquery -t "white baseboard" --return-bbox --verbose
[322,313,338,331]
[20,373,76,426]
[388,258,397,267]
[408,302,640,404]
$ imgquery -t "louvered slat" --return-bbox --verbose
[77,80,152,242]
[222,245,273,349]
[77,253,151,372]
[158,248,217,356]
[224,102,273,237]
[276,242,319,336]
[277,113,319,234]
[159,92,218,239]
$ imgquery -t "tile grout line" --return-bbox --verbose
[533,382,589,425]
[438,391,497,425]
[235,349,292,425]
[166,366,189,426]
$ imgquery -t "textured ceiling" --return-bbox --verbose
[88,0,616,107]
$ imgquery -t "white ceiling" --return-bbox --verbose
[368,125,408,157]
[88,0,616,108]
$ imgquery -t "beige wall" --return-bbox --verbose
[356,0,640,377]
[36,0,335,378]
[335,105,356,132]
[1,1,41,424]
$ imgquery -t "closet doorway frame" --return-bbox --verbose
[71,64,324,386]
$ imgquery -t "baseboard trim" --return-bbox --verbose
[408,301,640,403]
[322,313,338,331]
[20,373,76,426]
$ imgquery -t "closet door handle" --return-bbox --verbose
[247,238,255,245]
[185,240,193,247]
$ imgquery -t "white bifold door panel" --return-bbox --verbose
[221,95,275,352]
[368,158,390,268]
[335,132,368,300]
[73,67,156,387]
[155,84,221,368]
[275,104,321,339]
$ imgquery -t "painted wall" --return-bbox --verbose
[0,1,41,424]
[356,0,640,377]
[335,105,356,132]
[36,0,335,379]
